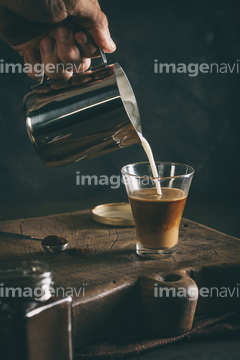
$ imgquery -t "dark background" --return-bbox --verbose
[0,0,239,237]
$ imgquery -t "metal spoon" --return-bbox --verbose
[0,231,69,254]
[0,231,42,241]
[41,243,69,254]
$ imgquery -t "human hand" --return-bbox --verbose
[0,0,116,80]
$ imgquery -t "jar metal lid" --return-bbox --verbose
[0,261,53,302]
[91,202,135,227]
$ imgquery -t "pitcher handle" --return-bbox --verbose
[31,48,107,90]
[90,48,107,70]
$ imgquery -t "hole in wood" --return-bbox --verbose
[162,274,182,282]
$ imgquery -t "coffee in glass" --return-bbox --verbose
[122,162,194,257]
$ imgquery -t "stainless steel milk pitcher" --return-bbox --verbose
[23,50,142,167]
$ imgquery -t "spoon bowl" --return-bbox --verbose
[42,242,69,254]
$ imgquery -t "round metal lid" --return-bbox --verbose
[91,202,135,227]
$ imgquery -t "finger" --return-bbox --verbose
[24,48,42,79]
[80,58,91,72]
[72,0,116,53]
[74,31,98,58]
[69,58,91,74]
[40,36,72,80]
[90,0,101,9]
[56,26,83,71]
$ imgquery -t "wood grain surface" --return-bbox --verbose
[0,210,240,347]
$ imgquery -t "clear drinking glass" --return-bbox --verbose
[121,162,194,257]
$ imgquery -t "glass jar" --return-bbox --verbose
[0,260,72,360]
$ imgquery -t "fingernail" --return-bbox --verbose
[58,27,70,43]
[108,37,116,50]
[41,37,54,54]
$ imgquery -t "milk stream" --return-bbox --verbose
[139,134,162,196]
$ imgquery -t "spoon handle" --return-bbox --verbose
[0,231,42,241]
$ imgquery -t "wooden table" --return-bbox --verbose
[1,209,240,349]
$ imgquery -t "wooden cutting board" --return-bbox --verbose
[0,210,240,347]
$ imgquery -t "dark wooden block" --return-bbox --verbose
[0,210,240,346]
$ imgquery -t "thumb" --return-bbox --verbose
[72,0,116,53]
